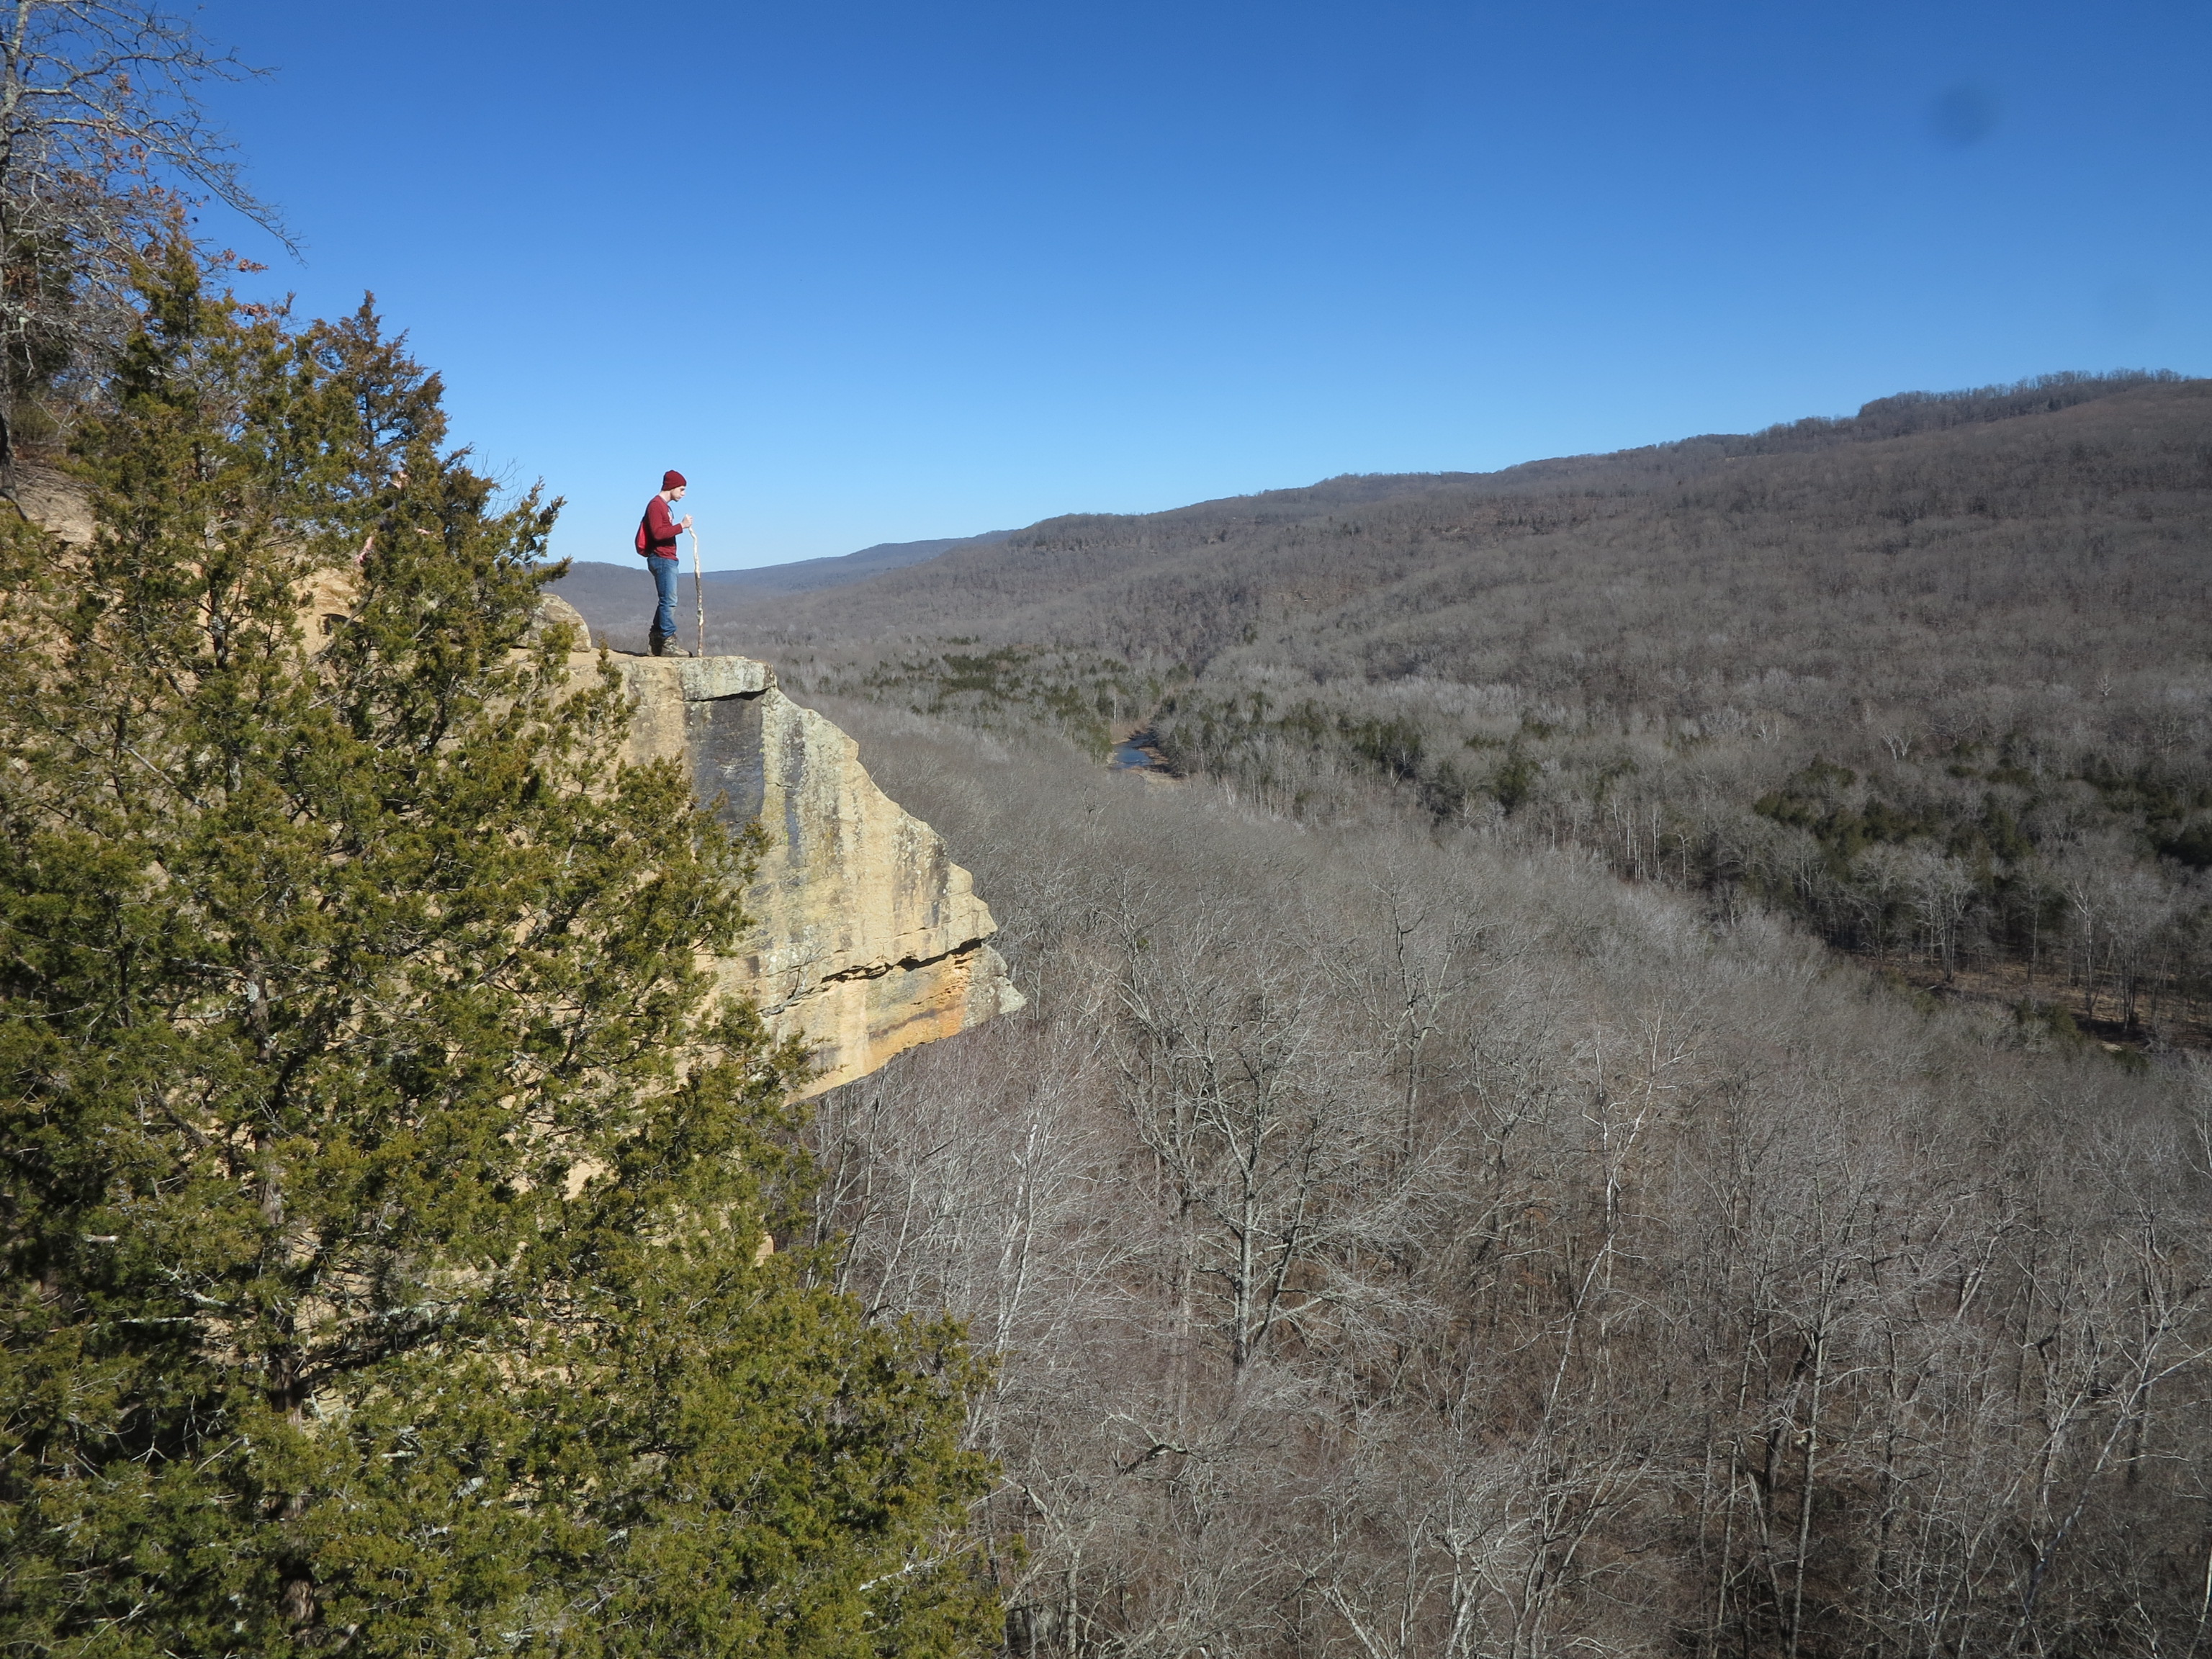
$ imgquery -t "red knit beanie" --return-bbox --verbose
[662,469,688,490]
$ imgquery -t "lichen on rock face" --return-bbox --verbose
[596,645,1023,1094]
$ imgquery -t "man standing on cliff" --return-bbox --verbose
[637,469,694,657]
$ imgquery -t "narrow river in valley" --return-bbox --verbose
[1110,729,1171,774]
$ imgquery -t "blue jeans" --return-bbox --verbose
[648,556,679,638]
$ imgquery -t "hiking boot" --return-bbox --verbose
[647,628,670,657]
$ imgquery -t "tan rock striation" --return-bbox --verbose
[539,598,1022,1094]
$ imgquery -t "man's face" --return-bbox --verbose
[668,485,687,501]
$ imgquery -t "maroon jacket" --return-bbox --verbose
[635,494,683,560]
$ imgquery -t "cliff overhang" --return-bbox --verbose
[557,599,1020,1094]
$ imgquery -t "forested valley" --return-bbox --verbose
[724,372,2212,1048]
[4,1,2206,1653]
[650,372,2212,1655]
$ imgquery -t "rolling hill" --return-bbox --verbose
[546,526,1012,640]
[713,371,2212,1046]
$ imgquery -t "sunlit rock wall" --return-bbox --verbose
[559,605,1022,1094]
[0,445,1014,1094]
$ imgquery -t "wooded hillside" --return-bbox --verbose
[532,370,2212,1654]
[805,692,2212,1659]
[709,373,2212,1046]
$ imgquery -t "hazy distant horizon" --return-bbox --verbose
[201,0,2211,565]
[682,368,2196,571]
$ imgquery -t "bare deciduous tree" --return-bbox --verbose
[796,696,2212,1659]
[0,0,287,457]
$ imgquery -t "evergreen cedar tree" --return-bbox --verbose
[0,251,999,1658]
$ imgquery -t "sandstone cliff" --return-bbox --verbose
[546,597,1022,1093]
[1,447,1022,1094]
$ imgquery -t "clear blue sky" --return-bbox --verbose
[202,0,2209,569]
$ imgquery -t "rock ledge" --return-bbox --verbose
[575,609,1020,1094]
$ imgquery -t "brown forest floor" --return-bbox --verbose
[1878,952,2208,1055]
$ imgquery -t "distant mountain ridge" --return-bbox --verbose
[549,527,1012,641]
[732,368,2199,660]
[555,369,2193,657]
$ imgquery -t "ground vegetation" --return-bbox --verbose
[0,261,995,1657]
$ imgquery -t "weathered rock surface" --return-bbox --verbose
[0,457,1024,1092]
[539,597,1022,1094]
[2,463,93,545]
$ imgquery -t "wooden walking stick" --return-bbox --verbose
[691,527,704,657]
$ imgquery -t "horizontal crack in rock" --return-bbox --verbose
[816,938,986,986]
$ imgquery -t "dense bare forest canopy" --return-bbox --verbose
[535,368,2212,1657]
[14,4,2210,1653]
[693,371,2212,1048]
[803,696,2212,1659]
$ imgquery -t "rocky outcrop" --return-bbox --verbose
[3,464,93,544]
[541,598,1022,1094]
[338,588,1021,1091]
[0,452,1023,1092]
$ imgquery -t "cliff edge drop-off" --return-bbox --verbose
[14,459,1022,1094]
[538,593,1024,1094]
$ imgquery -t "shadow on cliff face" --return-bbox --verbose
[570,646,1022,1096]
